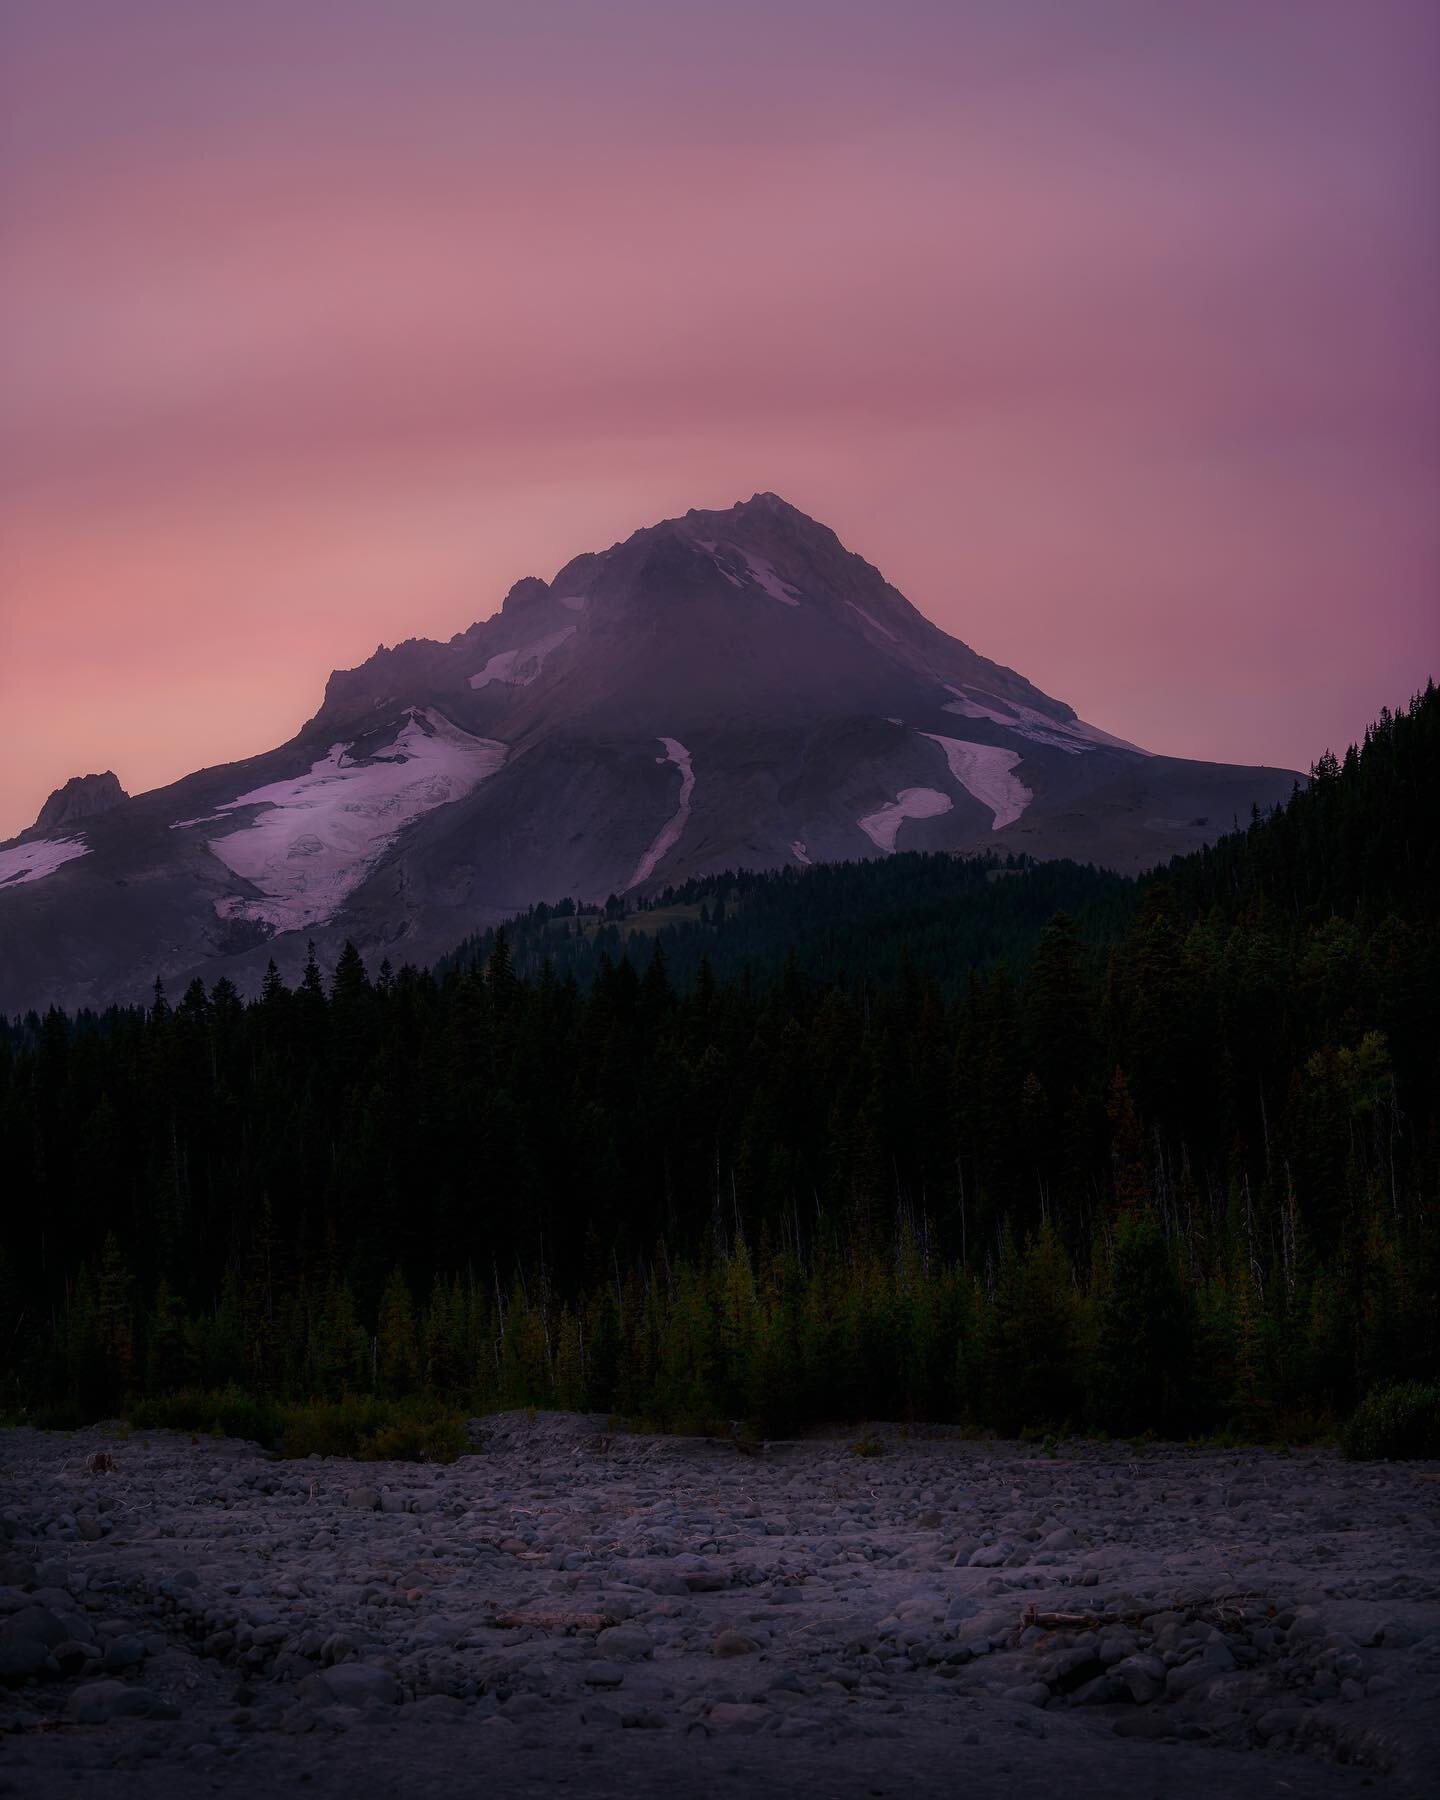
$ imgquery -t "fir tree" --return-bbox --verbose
[375,1268,419,1396]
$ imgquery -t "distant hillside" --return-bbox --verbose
[436,679,1431,1002]
[434,851,1136,997]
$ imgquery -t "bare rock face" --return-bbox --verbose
[33,771,128,833]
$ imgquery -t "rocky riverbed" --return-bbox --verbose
[2,1413,1438,1798]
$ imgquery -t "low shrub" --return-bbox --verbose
[129,1386,284,1445]
[359,1408,468,1465]
[124,1388,468,1461]
[279,1395,468,1463]
[275,1395,393,1460]
[21,1399,86,1432]
[1342,1381,1440,1460]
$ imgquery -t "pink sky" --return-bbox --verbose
[2,0,1437,839]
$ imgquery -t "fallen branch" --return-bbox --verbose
[489,1610,617,1632]
[1018,1590,1280,1642]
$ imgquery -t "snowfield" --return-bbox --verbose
[0,835,90,889]
[1066,717,1153,754]
[941,686,1151,759]
[469,627,576,690]
[845,601,896,641]
[628,739,696,888]
[691,538,803,606]
[206,709,507,931]
[1,1418,1435,1800]
[858,786,953,854]
[690,537,746,590]
[738,551,803,607]
[942,686,1088,755]
[922,735,1032,830]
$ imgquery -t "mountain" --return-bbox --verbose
[0,493,1299,1014]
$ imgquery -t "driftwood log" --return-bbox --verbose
[1021,1609,1106,1632]
[488,1610,618,1632]
[1017,1592,1278,1641]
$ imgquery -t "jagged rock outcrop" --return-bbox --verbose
[33,771,128,832]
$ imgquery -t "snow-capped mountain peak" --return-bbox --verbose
[0,494,1300,1013]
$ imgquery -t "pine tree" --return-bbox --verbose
[309,1282,368,1396]
[1107,1069,1149,1215]
[423,1274,462,1396]
[147,1279,194,1393]
[68,1234,134,1414]
[375,1268,419,1396]
[1090,1213,1192,1435]
[980,1221,1082,1431]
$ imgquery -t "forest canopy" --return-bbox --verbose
[3,685,1436,1443]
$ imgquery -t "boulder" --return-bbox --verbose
[596,1625,652,1660]
[0,1639,55,1683]
[307,1663,399,1707]
[69,1679,130,1723]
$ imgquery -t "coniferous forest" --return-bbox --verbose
[2,686,1437,1446]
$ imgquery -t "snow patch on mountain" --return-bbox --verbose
[846,601,896,642]
[207,709,506,931]
[1067,717,1152,754]
[0,835,90,889]
[790,839,811,866]
[627,738,695,888]
[942,686,1023,728]
[857,786,953,854]
[469,649,522,688]
[941,685,1149,757]
[942,685,1086,754]
[690,538,746,589]
[170,814,227,830]
[739,551,802,607]
[921,734,1032,829]
[470,627,575,690]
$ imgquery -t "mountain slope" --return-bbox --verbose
[0,493,1299,1013]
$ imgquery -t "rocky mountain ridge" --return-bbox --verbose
[0,493,1299,1013]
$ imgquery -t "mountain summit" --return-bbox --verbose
[0,495,1298,1012]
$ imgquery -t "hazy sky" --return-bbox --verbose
[2,0,1437,837]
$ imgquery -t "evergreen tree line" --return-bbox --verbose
[2,686,1437,1440]
[434,849,1135,1000]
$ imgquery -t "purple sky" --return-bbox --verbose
[1,0,1437,835]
